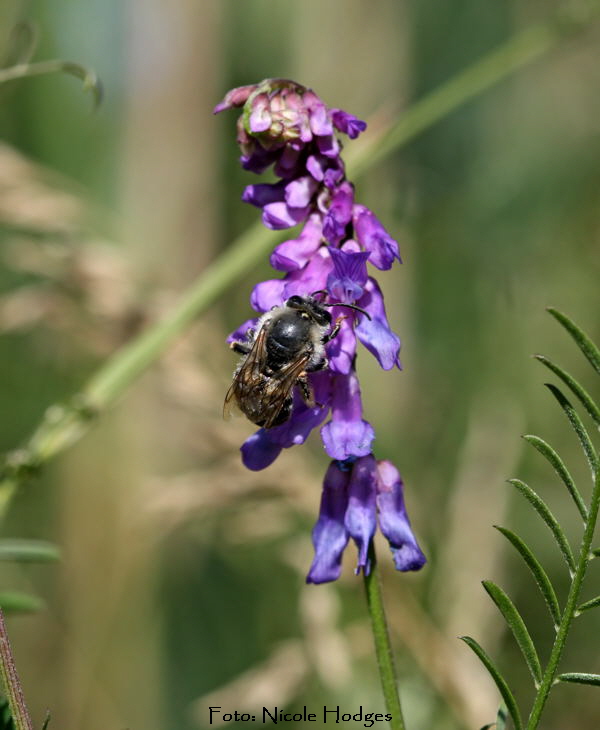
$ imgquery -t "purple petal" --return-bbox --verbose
[268,387,330,448]
[250,279,286,312]
[270,214,323,273]
[331,109,367,139]
[353,205,401,270]
[213,84,256,114]
[274,145,301,178]
[241,430,283,471]
[227,317,258,344]
[306,154,326,182]
[323,166,344,189]
[317,134,340,159]
[285,176,318,208]
[283,246,332,299]
[320,372,375,460]
[376,461,426,571]
[308,104,333,137]
[322,182,354,245]
[306,462,351,584]
[262,201,310,230]
[242,180,285,208]
[325,318,356,374]
[344,455,377,574]
[326,248,370,303]
[356,278,401,370]
[248,93,272,133]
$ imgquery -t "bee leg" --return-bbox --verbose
[297,375,315,407]
[306,357,327,372]
[230,341,251,355]
[322,315,346,344]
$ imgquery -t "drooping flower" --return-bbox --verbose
[216,78,424,583]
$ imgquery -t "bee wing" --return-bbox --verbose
[260,352,312,429]
[223,326,269,421]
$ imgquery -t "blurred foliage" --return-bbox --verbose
[0,2,599,730]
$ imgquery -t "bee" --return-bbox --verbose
[224,293,370,429]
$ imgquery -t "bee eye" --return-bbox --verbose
[286,295,304,308]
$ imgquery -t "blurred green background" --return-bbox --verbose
[0,1,599,729]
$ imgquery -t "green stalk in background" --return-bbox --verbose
[0,8,598,513]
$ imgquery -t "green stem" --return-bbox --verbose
[363,544,405,730]
[0,609,34,730]
[526,469,600,729]
[0,59,101,105]
[0,10,597,509]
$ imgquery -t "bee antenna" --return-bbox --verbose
[310,289,328,300]
[322,301,372,320]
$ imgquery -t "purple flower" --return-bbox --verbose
[353,204,401,270]
[356,278,401,370]
[307,456,425,583]
[326,247,369,303]
[331,109,368,139]
[321,371,375,460]
[322,182,354,245]
[270,214,323,272]
[376,461,426,571]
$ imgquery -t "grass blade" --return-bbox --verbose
[557,673,600,686]
[546,384,599,477]
[576,595,600,614]
[482,580,543,685]
[547,308,600,376]
[523,434,587,521]
[460,636,523,730]
[494,526,561,628]
[534,354,600,429]
[508,479,575,574]
[0,540,61,563]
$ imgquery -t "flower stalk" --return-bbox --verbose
[0,609,34,730]
[363,544,406,730]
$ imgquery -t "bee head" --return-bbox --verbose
[285,295,332,326]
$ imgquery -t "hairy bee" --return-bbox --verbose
[224,294,368,429]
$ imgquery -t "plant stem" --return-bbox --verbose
[363,544,405,730]
[526,469,600,729]
[0,9,598,510]
[0,59,101,105]
[0,609,34,730]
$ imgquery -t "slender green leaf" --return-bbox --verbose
[460,636,523,730]
[546,384,599,477]
[0,592,44,614]
[592,547,600,559]
[577,595,600,614]
[547,308,600,376]
[482,580,543,685]
[0,540,60,563]
[523,434,587,521]
[494,525,561,628]
[508,479,576,573]
[534,354,600,429]
[557,673,600,686]
[41,713,50,730]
